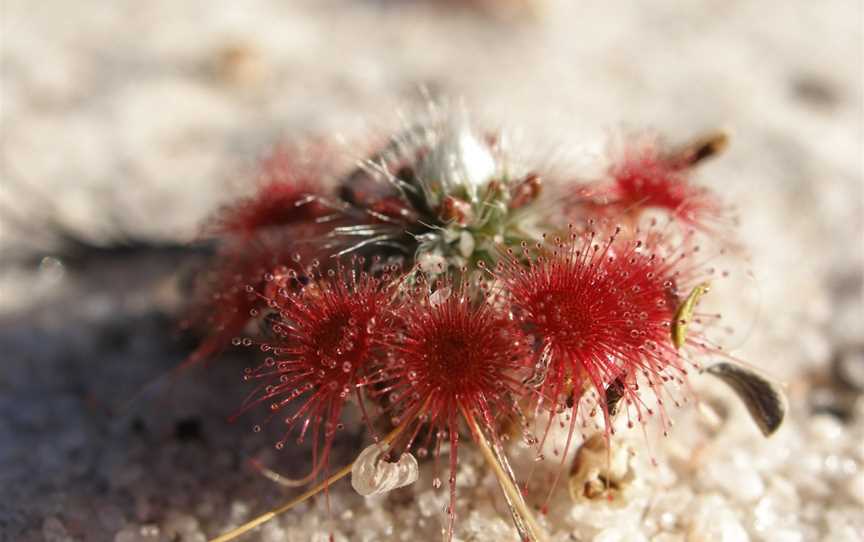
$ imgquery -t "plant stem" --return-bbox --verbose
[209,461,353,542]
[209,420,411,542]
[461,406,549,542]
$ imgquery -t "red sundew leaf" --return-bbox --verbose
[494,225,716,462]
[236,259,402,483]
[614,144,700,215]
[210,181,332,239]
[208,145,339,239]
[575,136,736,240]
[181,223,348,370]
[368,277,532,540]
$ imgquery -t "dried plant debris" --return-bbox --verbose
[665,130,730,169]
[351,443,419,497]
[705,362,787,437]
[569,433,635,503]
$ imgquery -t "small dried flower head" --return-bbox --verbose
[370,275,530,539]
[496,223,716,450]
[235,257,400,479]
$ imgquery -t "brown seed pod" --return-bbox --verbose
[705,362,786,437]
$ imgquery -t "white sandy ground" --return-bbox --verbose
[1,1,862,541]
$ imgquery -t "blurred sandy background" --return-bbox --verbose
[1,1,862,541]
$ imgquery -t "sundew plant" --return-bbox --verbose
[181,106,781,542]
